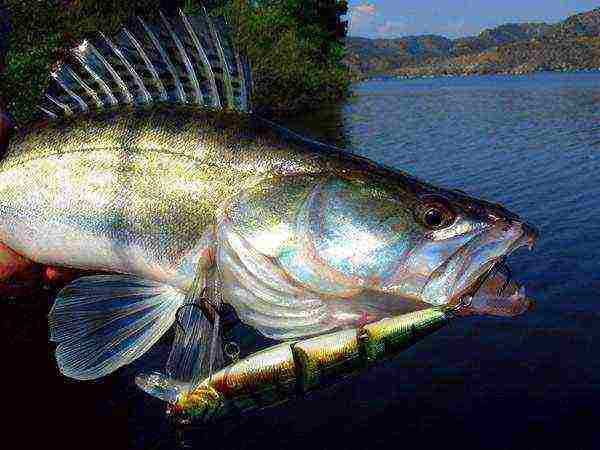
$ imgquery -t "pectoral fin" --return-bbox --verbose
[218,224,337,339]
[49,275,185,381]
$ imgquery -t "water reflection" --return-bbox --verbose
[280,98,351,149]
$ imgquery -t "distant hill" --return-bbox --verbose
[345,8,600,79]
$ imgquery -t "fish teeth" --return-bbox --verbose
[509,285,526,301]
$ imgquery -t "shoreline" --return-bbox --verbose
[350,66,600,83]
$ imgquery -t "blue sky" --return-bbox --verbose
[347,1,599,39]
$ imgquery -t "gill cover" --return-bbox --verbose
[219,173,430,338]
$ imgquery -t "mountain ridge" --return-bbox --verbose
[344,8,600,79]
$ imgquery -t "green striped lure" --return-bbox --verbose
[146,307,455,425]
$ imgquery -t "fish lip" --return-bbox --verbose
[450,221,538,305]
[457,286,534,317]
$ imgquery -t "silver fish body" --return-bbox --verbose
[0,105,536,341]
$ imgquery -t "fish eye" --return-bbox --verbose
[417,197,456,230]
[424,208,445,228]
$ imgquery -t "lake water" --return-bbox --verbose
[5,72,600,449]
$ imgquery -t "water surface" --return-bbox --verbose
[5,72,600,449]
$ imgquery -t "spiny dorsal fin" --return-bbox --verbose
[38,7,251,120]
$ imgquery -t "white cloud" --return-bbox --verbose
[354,3,377,15]
[349,2,406,38]
[349,2,377,29]
[376,19,406,36]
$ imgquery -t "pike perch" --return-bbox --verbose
[0,9,537,396]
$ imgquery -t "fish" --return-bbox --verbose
[0,8,537,394]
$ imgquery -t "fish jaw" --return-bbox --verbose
[421,220,538,307]
[456,273,535,317]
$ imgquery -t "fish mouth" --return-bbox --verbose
[456,223,537,300]
[458,266,536,317]
[423,221,538,315]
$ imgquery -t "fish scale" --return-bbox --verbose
[0,107,313,288]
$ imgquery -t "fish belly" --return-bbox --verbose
[0,147,224,290]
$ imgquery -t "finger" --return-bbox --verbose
[43,266,78,285]
[0,242,36,282]
[0,110,13,155]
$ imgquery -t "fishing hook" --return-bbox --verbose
[223,341,240,363]
[175,298,240,335]
[448,293,473,314]
[451,256,508,313]
[175,287,220,332]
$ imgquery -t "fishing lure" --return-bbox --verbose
[138,306,456,425]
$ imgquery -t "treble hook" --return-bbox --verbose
[175,287,220,333]
[449,294,473,314]
[223,341,240,363]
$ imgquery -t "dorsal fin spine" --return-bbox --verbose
[138,17,187,103]
[235,53,249,111]
[52,70,89,112]
[102,31,152,104]
[160,12,203,105]
[96,36,134,104]
[38,106,58,119]
[204,7,235,109]
[46,94,73,116]
[72,44,119,106]
[123,28,169,101]
[65,66,104,109]
[179,9,221,108]
[38,10,252,120]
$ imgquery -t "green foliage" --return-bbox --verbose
[0,0,167,123]
[1,32,63,124]
[0,0,350,123]
[212,0,350,115]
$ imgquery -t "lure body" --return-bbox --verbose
[162,307,453,424]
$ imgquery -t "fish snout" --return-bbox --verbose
[520,222,539,250]
[505,220,539,252]
[484,199,539,247]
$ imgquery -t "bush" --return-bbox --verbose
[214,0,350,115]
[0,0,350,123]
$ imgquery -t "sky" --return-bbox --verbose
[347,1,600,39]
